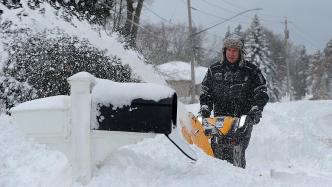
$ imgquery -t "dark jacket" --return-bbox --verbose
[200,60,269,117]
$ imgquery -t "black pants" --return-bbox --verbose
[211,124,253,168]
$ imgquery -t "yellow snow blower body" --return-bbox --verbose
[180,112,245,157]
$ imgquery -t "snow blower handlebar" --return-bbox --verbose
[200,115,249,138]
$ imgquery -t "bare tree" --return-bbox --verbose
[136,22,209,66]
[122,0,144,47]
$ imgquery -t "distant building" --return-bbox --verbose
[157,61,208,103]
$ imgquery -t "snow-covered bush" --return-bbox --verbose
[0,32,137,112]
[6,34,135,93]
[0,76,38,113]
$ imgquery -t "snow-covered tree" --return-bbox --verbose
[292,46,309,100]
[324,39,332,97]
[307,50,330,99]
[244,14,279,102]
[233,24,243,37]
[224,26,231,39]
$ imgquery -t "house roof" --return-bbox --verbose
[157,61,208,84]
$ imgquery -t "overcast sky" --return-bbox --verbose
[141,0,332,54]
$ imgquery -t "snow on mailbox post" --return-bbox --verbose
[10,72,179,185]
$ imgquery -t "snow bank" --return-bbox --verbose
[248,100,332,181]
[0,115,72,187]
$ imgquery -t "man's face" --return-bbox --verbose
[225,47,240,64]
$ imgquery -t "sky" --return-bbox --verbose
[141,0,332,54]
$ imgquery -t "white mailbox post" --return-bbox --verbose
[67,72,95,183]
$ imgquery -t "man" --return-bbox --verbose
[199,34,269,168]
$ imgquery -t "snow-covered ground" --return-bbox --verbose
[1,100,331,187]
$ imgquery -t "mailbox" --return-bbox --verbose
[95,93,177,135]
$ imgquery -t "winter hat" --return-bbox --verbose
[223,34,244,50]
[220,34,246,67]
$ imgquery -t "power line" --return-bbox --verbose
[192,8,262,36]
[196,0,238,14]
[191,6,227,20]
[218,0,247,11]
[289,22,321,50]
[142,4,228,45]
[194,0,281,28]
[108,8,163,38]
[142,4,170,23]
[109,7,219,57]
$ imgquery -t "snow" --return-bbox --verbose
[67,72,96,82]
[157,61,208,84]
[0,115,72,187]
[10,95,70,112]
[1,100,332,186]
[92,78,175,109]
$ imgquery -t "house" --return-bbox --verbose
[157,61,208,102]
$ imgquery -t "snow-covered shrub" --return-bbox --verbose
[0,76,38,113]
[1,32,136,111]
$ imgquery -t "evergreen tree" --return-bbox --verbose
[244,14,279,102]
[292,46,309,100]
[224,26,231,39]
[263,29,286,100]
[233,24,243,37]
[307,51,330,99]
[324,39,332,97]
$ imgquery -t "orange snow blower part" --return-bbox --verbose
[180,112,241,157]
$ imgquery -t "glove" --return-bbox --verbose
[202,118,219,136]
[199,105,211,118]
[247,106,262,124]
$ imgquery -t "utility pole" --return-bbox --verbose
[187,0,196,103]
[284,17,291,100]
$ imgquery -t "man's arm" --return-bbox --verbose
[247,68,269,124]
[252,68,269,110]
